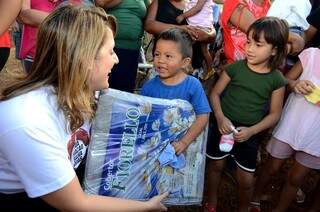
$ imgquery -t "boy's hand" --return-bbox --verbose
[146,192,168,211]
[233,127,254,142]
[216,115,233,135]
[176,14,185,24]
[172,140,189,155]
[293,80,315,95]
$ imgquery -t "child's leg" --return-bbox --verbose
[309,177,320,212]
[205,158,226,208]
[274,161,311,212]
[200,42,214,80]
[252,137,294,204]
[252,157,285,203]
[236,167,255,212]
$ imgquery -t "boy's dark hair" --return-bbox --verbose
[247,17,289,70]
[153,28,193,58]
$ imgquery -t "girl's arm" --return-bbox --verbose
[42,177,167,211]
[210,71,233,134]
[19,0,50,27]
[172,113,209,155]
[176,0,207,23]
[234,87,285,142]
[0,0,21,34]
[95,0,122,9]
[286,60,315,95]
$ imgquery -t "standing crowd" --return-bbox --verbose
[0,0,320,212]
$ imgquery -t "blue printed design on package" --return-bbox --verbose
[84,89,207,205]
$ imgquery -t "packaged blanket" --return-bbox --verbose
[83,89,208,205]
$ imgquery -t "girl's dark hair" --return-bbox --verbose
[247,17,289,70]
[153,28,193,58]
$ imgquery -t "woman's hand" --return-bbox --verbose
[293,80,315,95]
[216,115,233,135]
[146,192,168,211]
[233,127,254,142]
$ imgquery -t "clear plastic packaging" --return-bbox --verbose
[83,89,208,205]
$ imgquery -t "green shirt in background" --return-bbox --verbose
[107,0,148,50]
[221,60,287,125]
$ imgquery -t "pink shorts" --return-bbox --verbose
[266,137,320,170]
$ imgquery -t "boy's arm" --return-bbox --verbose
[172,114,209,155]
[210,71,232,134]
[234,87,285,142]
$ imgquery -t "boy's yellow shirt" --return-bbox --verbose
[305,86,320,106]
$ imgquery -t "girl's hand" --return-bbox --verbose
[146,192,168,211]
[233,127,254,142]
[216,115,233,135]
[172,140,188,155]
[293,80,315,95]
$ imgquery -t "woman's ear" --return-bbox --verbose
[182,57,191,69]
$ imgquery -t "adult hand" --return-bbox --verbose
[172,140,188,155]
[146,192,168,211]
[233,127,254,142]
[216,115,233,135]
[293,80,315,95]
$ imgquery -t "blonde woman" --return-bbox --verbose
[0,5,167,212]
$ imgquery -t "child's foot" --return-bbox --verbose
[203,202,216,212]
[296,188,306,203]
[249,201,261,212]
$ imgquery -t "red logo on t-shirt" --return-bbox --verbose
[67,128,90,169]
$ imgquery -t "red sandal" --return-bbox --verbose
[204,202,216,212]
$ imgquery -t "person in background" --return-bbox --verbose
[176,0,216,80]
[144,0,216,79]
[95,0,150,93]
[0,5,167,211]
[252,46,320,212]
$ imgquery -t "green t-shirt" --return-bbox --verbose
[107,0,148,50]
[221,60,287,125]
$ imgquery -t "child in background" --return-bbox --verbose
[176,0,215,80]
[252,47,320,212]
[141,28,211,155]
[205,17,288,212]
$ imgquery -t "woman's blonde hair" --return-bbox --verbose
[1,5,117,131]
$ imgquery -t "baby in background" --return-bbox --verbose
[176,0,215,80]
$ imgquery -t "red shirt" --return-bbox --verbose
[0,31,11,48]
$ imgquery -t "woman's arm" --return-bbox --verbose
[42,177,167,212]
[95,0,122,9]
[286,60,315,95]
[229,2,256,33]
[210,71,233,134]
[19,0,50,27]
[234,87,285,142]
[172,114,209,154]
[0,0,21,34]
